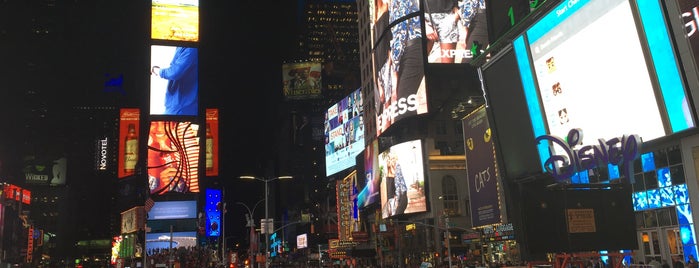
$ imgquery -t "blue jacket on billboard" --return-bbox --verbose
[159,47,198,116]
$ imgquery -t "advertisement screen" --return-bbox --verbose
[510,0,695,170]
[119,108,140,178]
[204,108,219,177]
[325,88,365,176]
[379,139,427,218]
[148,200,197,220]
[147,121,200,195]
[145,231,197,252]
[150,45,199,116]
[371,0,428,137]
[151,0,199,42]
[356,139,380,208]
[423,0,485,63]
[282,61,322,100]
[204,189,222,237]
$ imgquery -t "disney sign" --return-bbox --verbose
[535,128,641,182]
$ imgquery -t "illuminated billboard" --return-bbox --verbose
[370,0,428,137]
[324,88,365,176]
[379,139,427,218]
[205,189,222,237]
[356,139,380,208]
[147,200,197,220]
[118,108,140,178]
[145,231,197,252]
[23,155,67,186]
[150,45,199,116]
[147,121,200,195]
[480,0,696,180]
[282,61,322,100]
[151,0,199,42]
[204,108,219,177]
[423,0,485,63]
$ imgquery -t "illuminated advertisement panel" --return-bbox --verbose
[356,139,380,208]
[512,0,695,171]
[205,189,222,237]
[336,172,356,241]
[147,121,200,195]
[150,45,199,116]
[145,231,197,252]
[379,139,427,218]
[151,0,199,42]
[204,108,219,177]
[324,88,365,176]
[147,200,197,220]
[121,206,145,234]
[371,0,428,137]
[118,108,140,178]
[423,0,485,63]
[282,61,322,100]
[23,154,67,186]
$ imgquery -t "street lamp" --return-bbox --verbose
[239,175,293,268]
[236,199,264,268]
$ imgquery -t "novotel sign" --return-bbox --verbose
[535,128,641,182]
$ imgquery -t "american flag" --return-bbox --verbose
[144,197,155,213]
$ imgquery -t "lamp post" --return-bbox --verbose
[236,199,265,268]
[239,175,293,268]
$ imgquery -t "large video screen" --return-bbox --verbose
[150,45,199,116]
[509,0,695,171]
[145,231,197,252]
[151,0,199,42]
[370,0,428,137]
[423,0,485,63]
[204,189,222,237]
[356,139,381,208]
[147,121,200,195]
[325,88,365,176]
[148,200,197,220]
[379,139,427,218]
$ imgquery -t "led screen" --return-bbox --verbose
[204,108,219,177]
[119,108,140,179]
[356,139,380,208]
[423,0,485,63]
[147,121,200,195]
[324,88,365,176]
[151,0,199,42]
[205,189,222,237]
[379,139,427,218]
[282,61,322,100]
[371,0,428,137]
[145,231,197,252]
[510,0,694,171]
[150,45,199,116]
[148,200,197,220]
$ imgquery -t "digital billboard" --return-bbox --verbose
[118,108,140,178]
[204,108,219,177]
[370,0,428,137]
[379,139,427,218]
[481,0,696,180]
[150,45,199,116]
[356,139,380,208]
[147,200,197,220]
[145,231,198,252]
[324,88,365,176]
[147,121,200,195]
[423,0,485,63]
[282,61,322,100]
[151,0,199,42]
[204,189,222,237]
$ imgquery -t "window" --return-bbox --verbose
[442,175,459,216]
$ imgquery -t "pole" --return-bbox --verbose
[144,223,148,268]
[265,179,270,268]
[318,244,322,268]
[222,200,226,267]
[169,225,174,268]
[445,217,452,268]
